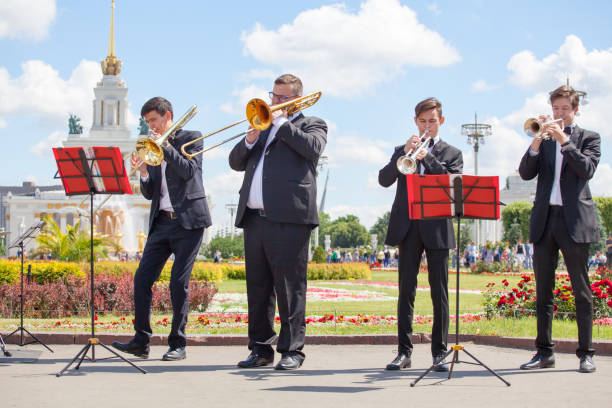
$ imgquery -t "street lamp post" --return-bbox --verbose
[461,113,492,247]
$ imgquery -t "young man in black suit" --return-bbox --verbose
[379,97,463,371]
[229,74,327,370]
[519,85,600,373]
[112,97,211,361]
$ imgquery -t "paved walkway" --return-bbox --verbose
[1,343,611,407]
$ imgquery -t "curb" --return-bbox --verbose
[4,332,612,355]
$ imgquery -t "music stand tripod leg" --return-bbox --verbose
[56,342,91,377]
[460,347,511,386]
[410,348,454,387]
[19,328,54,353]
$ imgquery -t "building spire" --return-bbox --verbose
[101,0,122,76]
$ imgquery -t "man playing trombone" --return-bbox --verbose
[112,97,211,361]
[519,85,600,373]
[379,97,462,371]
[229,74,327,370]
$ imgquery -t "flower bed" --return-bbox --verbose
[483,272,612,319]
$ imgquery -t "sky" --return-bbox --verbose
[1,0,612,233]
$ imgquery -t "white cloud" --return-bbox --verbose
[240,0,460,98]
[0,59,100,128]
[30,130,64,156]
[427,2,442,15]
[204,170,244,198]
[590,163,612,197]
[326,135,391,167]
[0,0,56,41]
[508,35,612,94]
[0,118,6,128]
[326,203,390,230]
[220,84,268,115]
[471,79,499,92]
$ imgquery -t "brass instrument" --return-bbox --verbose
[524,117,563,140]
[135,105,198,166]
[396,130,430,175]
[180,91,322,159]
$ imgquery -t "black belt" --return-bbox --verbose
[159,210,177,219]
[246,208,266,217]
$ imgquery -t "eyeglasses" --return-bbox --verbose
[269,92,297,101]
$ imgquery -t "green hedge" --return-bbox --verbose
[0,260,84,284]
[0,260,370,284]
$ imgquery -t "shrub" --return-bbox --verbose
[0,272,217,318]
[312,246,326,263]
[0,260,84,284]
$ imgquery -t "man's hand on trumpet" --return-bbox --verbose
[404,134,420,154]
[131,151,148,178]
[541,115,569,145]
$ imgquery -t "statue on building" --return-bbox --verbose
[138,117,149,135]
[137,229,147,252]
[68,114,83,134]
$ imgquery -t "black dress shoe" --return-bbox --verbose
[385,352,411,370]
[432,355,449,372]
[520,352,555,370]
[274,353,303,370]
[237,352,274,368]
[579,355,596,373]
[162,347,186,361]
[111,339,149,359]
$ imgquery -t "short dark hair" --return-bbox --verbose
[141,96,173,119]
[549,85,580,109]
[415,97,442,118]
[274,74,303,96]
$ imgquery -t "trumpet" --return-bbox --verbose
[524,117,563,140]
[135,105,198,166]
[396,130,430,175]
[180,91,322,159]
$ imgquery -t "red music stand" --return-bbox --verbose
[52,146,145,377]
[405,174,510,387]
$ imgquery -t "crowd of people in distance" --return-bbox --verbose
[325,246,398,267]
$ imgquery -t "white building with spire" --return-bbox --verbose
[2,1,201,257]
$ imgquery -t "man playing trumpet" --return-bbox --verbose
[379,97,462,371]
[519,85,600,373]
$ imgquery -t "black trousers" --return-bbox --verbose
[243,211,311,358]
[133,215,204,348]
[533,205,594,357]
[397,221,449,357]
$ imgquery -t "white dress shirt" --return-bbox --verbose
[141,160,174,212]
[528,123,574,206]
[245,115,292,210]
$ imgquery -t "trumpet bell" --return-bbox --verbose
[524,118,542,138]
[396,155,417,175]
[136,137,164,166]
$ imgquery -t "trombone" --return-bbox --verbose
[524,117,563,140]
[396,130,430,175]
[135,105,198,166]
[180,91,322,159]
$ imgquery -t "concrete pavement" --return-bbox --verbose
[1,343,611,407]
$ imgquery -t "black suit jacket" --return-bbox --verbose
[229,113,327,228]
[379,140,463,248]
[518,125,600,244]
[141,129,212,232]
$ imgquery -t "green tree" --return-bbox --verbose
[312,245,326,263]
[594,197,612,236]
[203,233,245,259]
[453,219,473,253]
[326,215,369,248]
[32,215,114,261]
[502,201,532,242]
[369,211,390,244]
[590,200,606,255]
